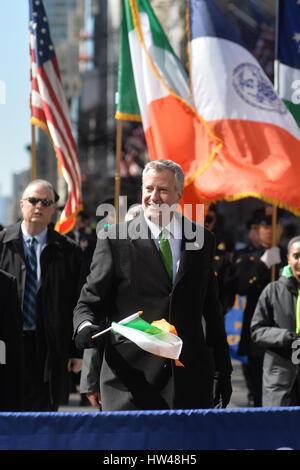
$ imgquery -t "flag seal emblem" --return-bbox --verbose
[232,63,287,114]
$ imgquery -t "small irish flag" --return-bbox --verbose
[93,312,183,360]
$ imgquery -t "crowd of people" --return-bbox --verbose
[0,159,300,412]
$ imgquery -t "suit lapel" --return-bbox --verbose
[129,213,208,289]
[173,216,206,289]
[130,214,172,287]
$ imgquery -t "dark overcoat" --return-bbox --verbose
[0,222,82,407]
[0,270,23,410]
[251,276,300,407]
[235,246,286,356]
[73,214,232,411]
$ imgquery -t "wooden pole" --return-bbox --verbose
[114,119,122,223]
[31,124,37,180]
[271,205,278,282]
[270,8,280,283]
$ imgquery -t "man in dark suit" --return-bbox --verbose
[0,179,82,411]
[0,270,23,411]
[204,203,236,316]
[74,160,232,411]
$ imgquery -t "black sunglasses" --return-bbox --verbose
[24,197,55,207]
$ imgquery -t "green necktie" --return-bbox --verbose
[296,289,300,334]
[159,229,173,281]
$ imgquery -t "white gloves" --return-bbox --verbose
[260,246,281,269]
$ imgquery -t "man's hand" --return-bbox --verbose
[151,319,185,367]
[86,391,102,409]
[213,374,232,408]
[260,246,281,269]
[283,331,300,350]
[151,318,178,335]
[75,325,104,349]
[67,358,82,373]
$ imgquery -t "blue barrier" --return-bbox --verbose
[0,407,300,450]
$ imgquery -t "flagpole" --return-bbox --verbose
[114,119,122,223]
[271,1,280,283]
[271,205,278,282]
[31,124,37,180]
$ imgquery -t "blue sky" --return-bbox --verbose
[0,2,31,197]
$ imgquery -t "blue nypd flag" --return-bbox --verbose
[187,0,295,128]
[189,0,244,45]
[184,0,300,216]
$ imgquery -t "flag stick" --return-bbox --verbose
[114,119,122,223]
[271,22,280,283]
[91,310,143,339]
[31,124,37,180]
[271,205,278,282]
[91,325,113,339]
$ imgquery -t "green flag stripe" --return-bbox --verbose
[116,0,140,119]
[283,99,300,129]
[116,0,178,120]
[112,317,164,336]
[127,0,174,54]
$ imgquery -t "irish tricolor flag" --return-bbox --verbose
[111,313,183,360]
[275,0,300,128]
[92,312,183,360]
[115,0,221,211]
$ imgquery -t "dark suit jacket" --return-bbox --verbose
[73,213,232,410]
[0,222,83,407]
[0,270,23,411]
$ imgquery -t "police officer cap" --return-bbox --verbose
[253,206,284,226]
[246,217,259,230]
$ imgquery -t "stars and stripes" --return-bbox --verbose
[29,0,82,234]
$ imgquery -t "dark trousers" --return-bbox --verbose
[242,353,263,407]
[22,331,58,411]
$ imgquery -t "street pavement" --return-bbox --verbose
[58,359,249,412]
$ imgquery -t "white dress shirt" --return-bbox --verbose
[21,221,48,283]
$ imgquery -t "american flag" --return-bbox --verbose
[29,0,82,234]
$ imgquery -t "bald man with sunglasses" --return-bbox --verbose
[0,180,83,411]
